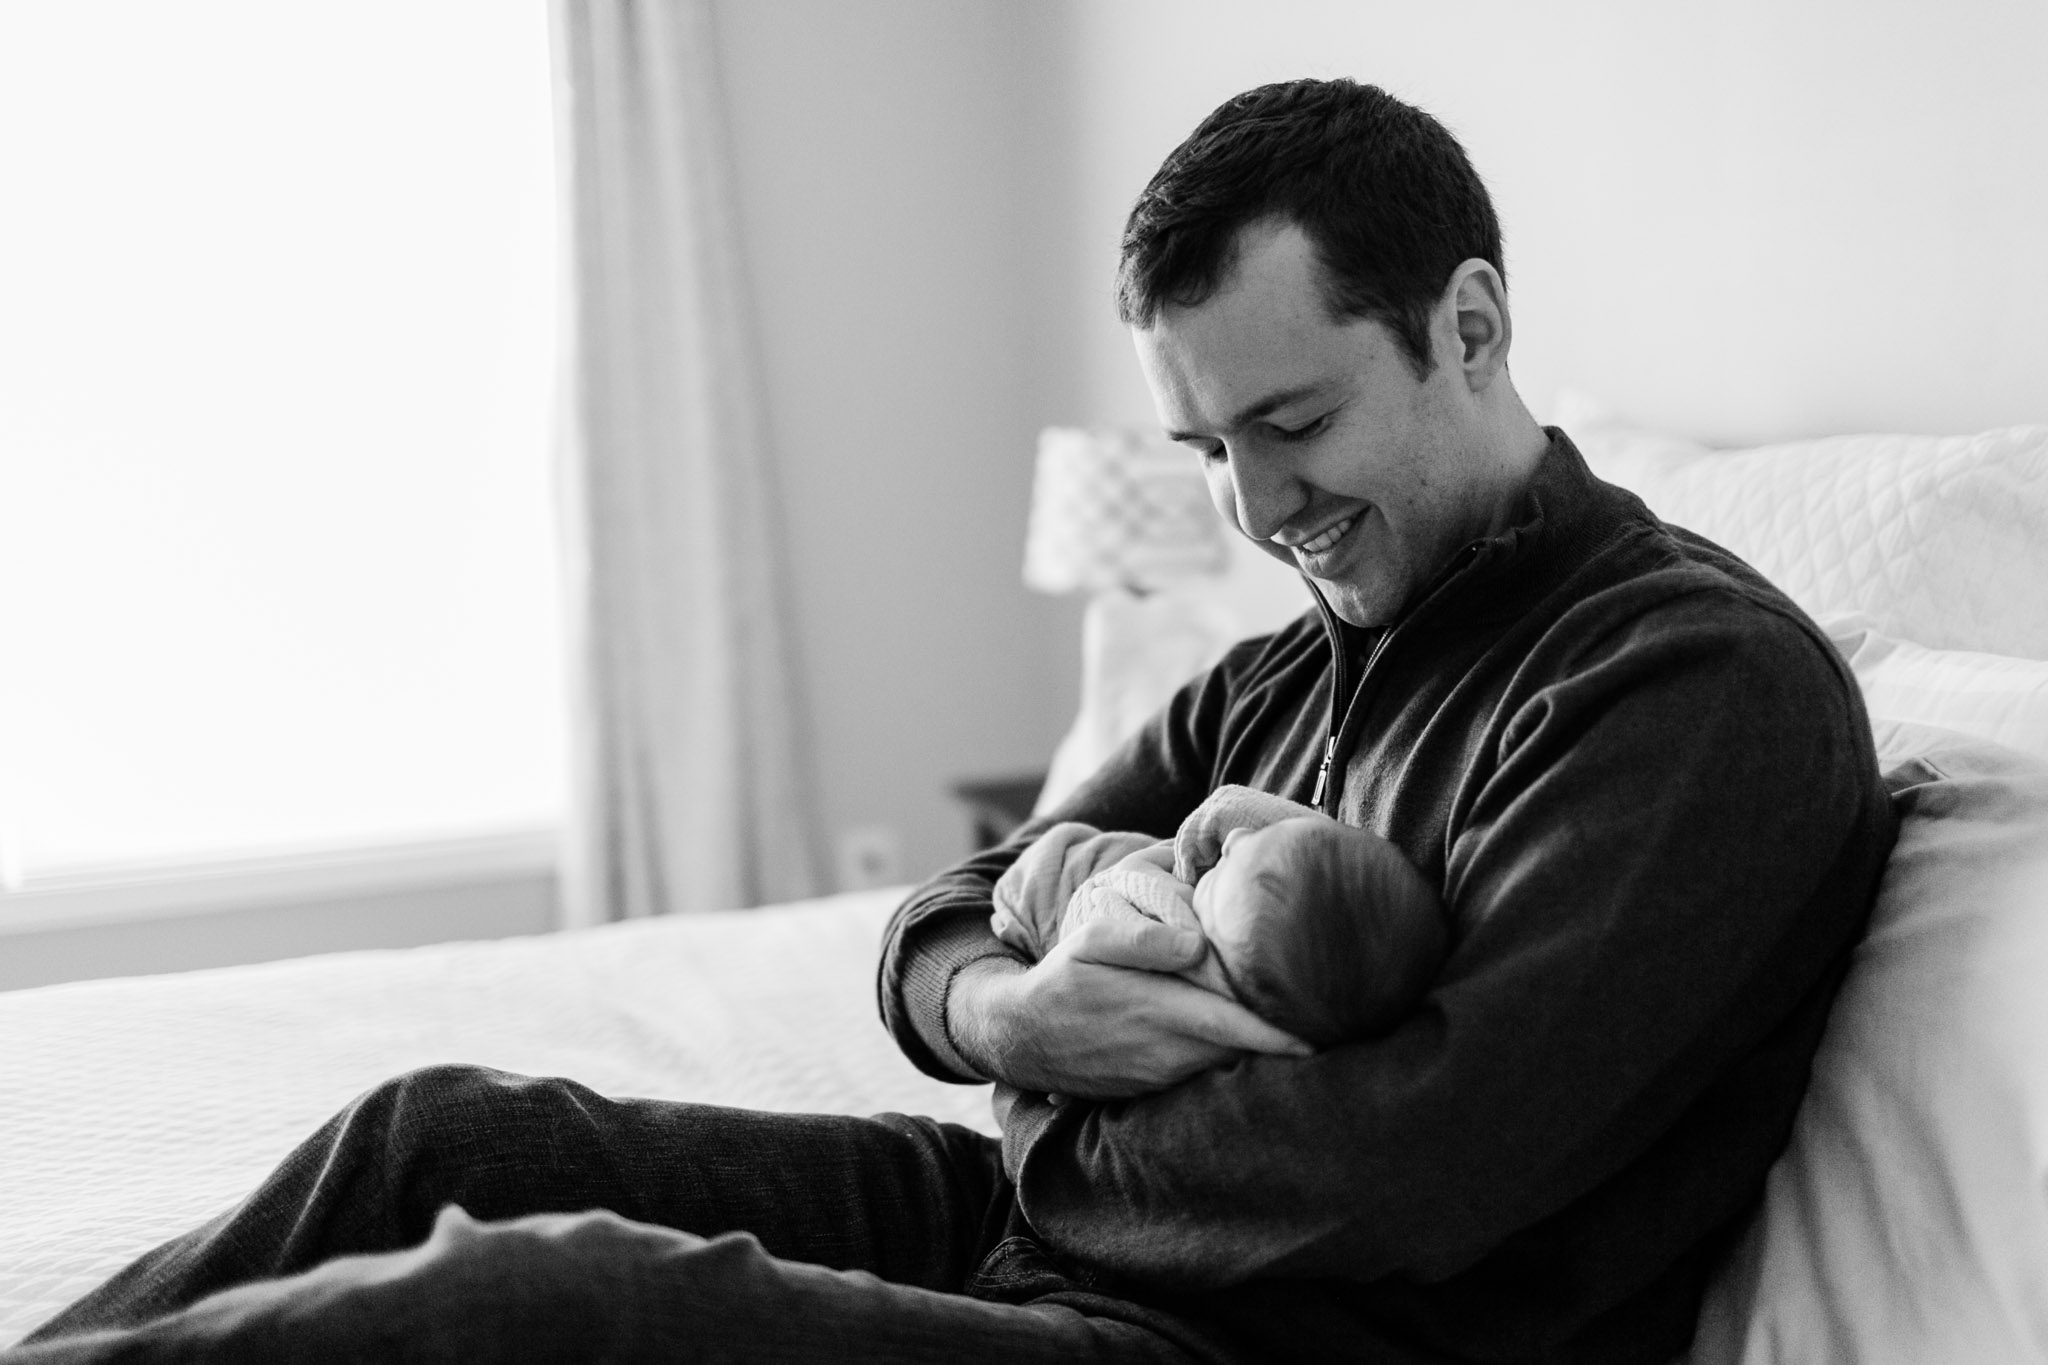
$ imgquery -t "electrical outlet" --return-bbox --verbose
[835,824,902,891]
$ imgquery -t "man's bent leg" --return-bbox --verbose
[8,1206,1218,1364]
[26,1064,1012,1340]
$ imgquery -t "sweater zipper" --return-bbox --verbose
[1310,621,1352,810]
[1309,540,1488,816]
[1310,736,1339,809]
[1312,624,1394,812]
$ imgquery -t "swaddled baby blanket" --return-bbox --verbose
[989,820,1243,998]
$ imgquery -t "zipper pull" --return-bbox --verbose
[1310,734,1338,810]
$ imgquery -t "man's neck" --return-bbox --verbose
[1468,387,1553,541]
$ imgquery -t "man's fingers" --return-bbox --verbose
[1053,922,1314,1058]
[1063,913,1206,972]
[984,928,1317,1097]
[1172,988,1316,1058]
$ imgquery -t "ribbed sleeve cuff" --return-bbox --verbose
[898,913,1018,1083]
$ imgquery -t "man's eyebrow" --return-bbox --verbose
[1164,384,1325,442]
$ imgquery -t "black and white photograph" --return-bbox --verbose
[2,2,2045,1361]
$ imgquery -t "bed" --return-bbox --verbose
[4,413,2046,1361]
[0,889,996,1343]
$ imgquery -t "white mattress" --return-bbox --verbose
[0,888,994,1346]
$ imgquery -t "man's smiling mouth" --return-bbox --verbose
[1297,514,1357,557]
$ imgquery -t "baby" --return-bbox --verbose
[991,789,1446,1047]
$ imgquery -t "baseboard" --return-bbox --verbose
[0,827,560,935]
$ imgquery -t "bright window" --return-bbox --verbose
[0,2,564,880]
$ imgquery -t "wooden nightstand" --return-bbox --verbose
[950,773,1047,851]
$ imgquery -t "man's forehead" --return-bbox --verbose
[1137,326,1358,442]
[1132,223,1397,437]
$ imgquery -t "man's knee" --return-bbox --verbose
[350,1063,607,1165]
[323,1065,589,1227]
[356,1061,521,1128]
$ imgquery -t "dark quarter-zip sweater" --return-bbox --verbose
[878,429,1897,1365]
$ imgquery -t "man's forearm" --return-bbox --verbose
[943,955,1029,1085]
[879,893,1030,1083]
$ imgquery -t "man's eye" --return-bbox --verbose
[1274,415,1329,443]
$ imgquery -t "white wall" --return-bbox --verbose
[712,0,1083,884]
[0,873,554,993]
[707,0,2048,890]
[16,1,2045,981]
[1041,0,2048,444]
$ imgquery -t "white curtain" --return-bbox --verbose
[551,0,823,924]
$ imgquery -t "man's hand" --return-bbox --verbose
[1172,784,1323,882]
[948,914,1311,1101]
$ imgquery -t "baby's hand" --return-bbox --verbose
[992,821,1107,959]
[1060,864,1189,939]
[1173,784,1322,882]
[1111,840,1177,880]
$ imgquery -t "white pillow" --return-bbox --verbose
[1036,542,1310,816]
[1555,393,2048,660]
[1690,723,2048,1364]
[1037,586,1263,816]
[1825,615,2048,765]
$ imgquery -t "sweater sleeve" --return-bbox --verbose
[876,649,1244,1082]
[997,600,1895,1288]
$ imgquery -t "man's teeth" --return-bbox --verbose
[1300,516,1354,555]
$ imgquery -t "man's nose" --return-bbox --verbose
[1227,451,1307,542]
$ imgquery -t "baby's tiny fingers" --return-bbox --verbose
[1172,819,1224,883]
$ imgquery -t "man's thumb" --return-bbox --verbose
[1075,914,1206,971]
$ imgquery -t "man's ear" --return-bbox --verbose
[1442,258,1511,391]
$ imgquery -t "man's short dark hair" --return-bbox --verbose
[1115,79,1503,379]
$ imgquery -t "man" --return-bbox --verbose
[881,79,1895,1362]
[10,79,1893,1365]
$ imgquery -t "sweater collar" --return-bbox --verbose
[1307,426,1639,650]
[1465,425,1636,577]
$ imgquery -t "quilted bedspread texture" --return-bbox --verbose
[0,890,994,1346]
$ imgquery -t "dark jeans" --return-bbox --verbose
[8,1065,1237,1364]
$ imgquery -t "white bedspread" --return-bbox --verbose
[0,888,994,1346]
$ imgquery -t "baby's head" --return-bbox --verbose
[1191,817,1445,1046]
